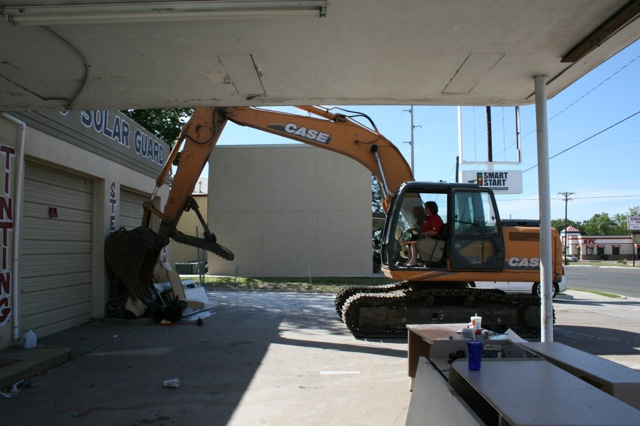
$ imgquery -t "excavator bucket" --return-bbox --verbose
[105,226,169,299]
[105,225,235,299]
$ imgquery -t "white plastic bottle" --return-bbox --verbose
[23,330,37,349]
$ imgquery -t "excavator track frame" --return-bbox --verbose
[338,284,546,339]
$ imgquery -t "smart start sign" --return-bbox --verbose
[461,170,523,194]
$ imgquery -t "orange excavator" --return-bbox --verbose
[105,106,563,338]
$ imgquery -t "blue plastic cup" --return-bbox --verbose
[466,340,484,371]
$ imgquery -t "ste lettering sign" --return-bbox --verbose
[461,170,523,194]
[628,216,640,231]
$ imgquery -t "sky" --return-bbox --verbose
[211,39,640,223]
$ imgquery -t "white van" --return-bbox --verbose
[472,274,567,298]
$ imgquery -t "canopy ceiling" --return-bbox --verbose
[1,0,639,111]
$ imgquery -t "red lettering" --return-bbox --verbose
[0,144,14,324]
[0,272,9,294]
[0,197,12,220]
[0,146,15,194]
[0,146,15,169]
[0,297,10,325]
[0,221,13,245]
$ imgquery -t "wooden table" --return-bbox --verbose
[449,359,640,425]
[406,323,466,378]
[521,341,640,409]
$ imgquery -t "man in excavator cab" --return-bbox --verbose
[404,200,444,267]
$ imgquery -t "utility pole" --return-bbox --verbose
[404,106,420,174]
[486,106,493,164]
[559,192,575,264]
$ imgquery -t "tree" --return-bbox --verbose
[121,108,192,147]
[612,213,629,234]
[371,176,384,213]
[552,204,640,236]
[551,218,583,234]
[582,212,619,235]
[372,176,384,268]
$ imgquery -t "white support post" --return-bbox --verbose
[534,75,554,342]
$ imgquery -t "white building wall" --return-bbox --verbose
[207,144,372,277]
[0,112,169,349]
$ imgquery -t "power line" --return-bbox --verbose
[492,48,640,159]
[496,194,640,202]
[566,194,640,200]
[521,49,640,141]
[523,109,640,172]
[518,49,640,168]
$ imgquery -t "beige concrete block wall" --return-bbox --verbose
[207,144,372,277]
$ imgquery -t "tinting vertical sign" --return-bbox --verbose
[0,145,15,325]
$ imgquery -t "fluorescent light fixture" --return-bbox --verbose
[562,0,640,63]
[3,1,328,25]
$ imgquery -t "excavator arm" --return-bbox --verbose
[105,108,232,299]
[105,106,413,298]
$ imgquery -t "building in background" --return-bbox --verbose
[206,144,372,277]
[561,226,638,261]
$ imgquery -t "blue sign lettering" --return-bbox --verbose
[81,111,165,165]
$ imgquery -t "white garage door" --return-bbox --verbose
[119,189,147,230]
[20,162,93,337]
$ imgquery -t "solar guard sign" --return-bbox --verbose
[461,170,523,194]
[628,216,640,231]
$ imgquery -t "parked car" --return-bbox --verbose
[472,274,567,299]
[564,254,578,262]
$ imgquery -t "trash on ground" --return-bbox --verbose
[0,379,27,398]
[162,378,180,388]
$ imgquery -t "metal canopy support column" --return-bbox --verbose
[534,75,554,342]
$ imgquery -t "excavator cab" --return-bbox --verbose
[381,181,505,274]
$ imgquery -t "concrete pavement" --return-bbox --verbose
[0,288,638,425]
[553,290,640,369]
[0,291,410,425]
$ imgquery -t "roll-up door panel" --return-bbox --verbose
[21,162,92,337]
